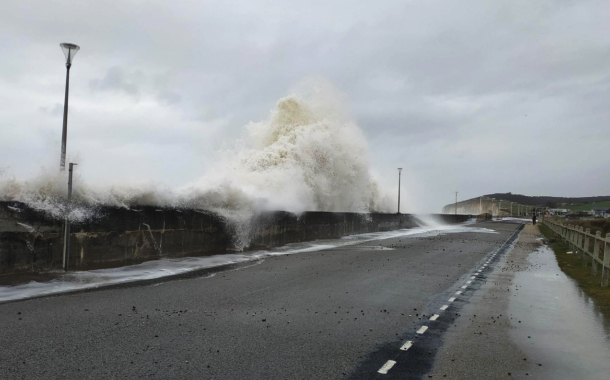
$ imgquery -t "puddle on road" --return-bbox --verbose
[509,245,610,379]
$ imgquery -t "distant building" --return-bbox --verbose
[548,208,568,216]
[592,207,610,218]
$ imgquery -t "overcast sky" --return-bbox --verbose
[2,0,609,212]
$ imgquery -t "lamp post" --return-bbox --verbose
[455,191,458,215]
[59,43,80,171]
[63,163,77,271]
[397,168,402,214]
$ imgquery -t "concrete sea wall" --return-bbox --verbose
[0,202,471,274]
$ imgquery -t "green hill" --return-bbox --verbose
[484,193,610,208]
[566,201,610,212]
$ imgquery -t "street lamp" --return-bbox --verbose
[455,191,458,215]
[63,163,77,271]
[59,43,80,171]
[397,168,402,214]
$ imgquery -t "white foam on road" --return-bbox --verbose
[0,220,497,303]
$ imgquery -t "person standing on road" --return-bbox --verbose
[532,214,537,225]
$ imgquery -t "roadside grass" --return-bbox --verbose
[538,224,610,319]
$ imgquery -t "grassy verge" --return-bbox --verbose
[539,224,610,319]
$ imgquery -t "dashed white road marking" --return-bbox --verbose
[461,285,468,289]
[378,360,396,374]
[466,280,472,284]
[448,297,456,302]
[429,314,439,321]
[416,326,428,334]
[471,276,476,279]
[440,305,448,310]
[400,341,413,351]
[455,290,462,294]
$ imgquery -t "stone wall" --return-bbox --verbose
[0,202,471,274]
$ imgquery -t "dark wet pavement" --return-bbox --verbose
[0,222,514,380]
[510,245,610,379]
[427,223,610,379]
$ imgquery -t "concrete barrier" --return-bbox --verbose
[0,202,472,274]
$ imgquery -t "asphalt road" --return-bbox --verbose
[0,221,520,380]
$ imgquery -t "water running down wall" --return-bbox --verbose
[0,201,471,274]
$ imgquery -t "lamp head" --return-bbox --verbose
[60,43,80,67]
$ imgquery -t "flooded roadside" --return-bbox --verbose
[509,244,610,379]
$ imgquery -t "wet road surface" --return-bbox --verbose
[0,221,517,379]
[425,224,610,380]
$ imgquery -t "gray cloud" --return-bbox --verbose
[89,66,142,95]
[1,0,609,212]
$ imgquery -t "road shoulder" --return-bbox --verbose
[426,224,542,379]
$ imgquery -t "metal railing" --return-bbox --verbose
[542,216,610,287]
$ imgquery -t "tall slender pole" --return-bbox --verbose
[62,163,77,271]
[60,64,71,171]
[479,196,482,214]
[455,192,458,215]
[397,168,402,214]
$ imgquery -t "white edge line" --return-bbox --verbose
[378,360,396,374]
